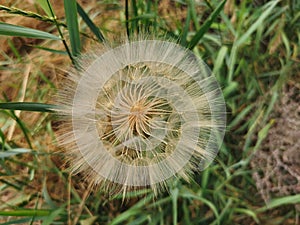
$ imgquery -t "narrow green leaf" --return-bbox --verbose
[201,169,209,190]
[188,0,226,49]
[243,108,264,152]
[9,110,33,149]
[171,188,179,225]
[30,45,68,55]
[262,92,278,124]
[36,0,52,17]
[148,196,172,208]
[233,208,259,224]
[0,102,60,113]
[253,120,275,152]
[1,217,45,225]
[42,178,57,209]
[236,0,279,46]
[64,0,81,57]
[180,4,191,46]
[0,128,5,146]
[77,3,105,42]
[183,199,192,225]
[256,194,300,212]
[181,192,220,221]
[212,45,228,75]
[228,104,254,129]
[217,198,233,223]
[125,0,130,37]
[113,188,151,199]
[110,194,153,225]
[110,209,139,225]
[223,81,238,98]
[189,0,200,31]
[0,209,50,216]
[227,43,238,82]
[0,22,60,40]
[0,148,31,158]
[41,207,64,225]
[131,0,139,33]
[8,39,21,61]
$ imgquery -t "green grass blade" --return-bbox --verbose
[77,2,105,42]
[64,0,81,57]
[223,81,238,99]
[181,192,220,222]
[7,39,21,61]
[0,22,60,40]
[235,0,279,47]
[189,0,200,31]
[256,194,300,213]
[41,207,64,225]
[180,4,191,47]
[227,43,238,82]
[217,198,233,223]
[171,188,179,225]
[110,194,153,225]
[212,45,228,75]
[42,178,57,209]
[30,45,68,55]
[0,128,5,146]
[227,104,254,129]
[183,199,192,225]
[0,209,51,216]
[0,102,60,113]
[112,188,151,199]
[0,148,31,159]
[125,0,130,37]
[233,208,259,223]
[127,215,149,225]
[188,0,226,49]
[36,0,52,17]
[1,217,45,225]
[10,111,33,148]
[131,0,139,34]
[110,209,140,225]
[44,0,75,65]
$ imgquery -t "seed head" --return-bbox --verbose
[57,39,226,196]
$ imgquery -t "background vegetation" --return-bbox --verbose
[0,0,299,224]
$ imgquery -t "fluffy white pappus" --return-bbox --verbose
[56,38,226,196]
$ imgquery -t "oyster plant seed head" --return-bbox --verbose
[57,38,226,196]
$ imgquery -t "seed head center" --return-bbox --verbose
[131,102,145,115]
[128,101,150,136]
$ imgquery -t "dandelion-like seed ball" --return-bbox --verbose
[58,39,226,195]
